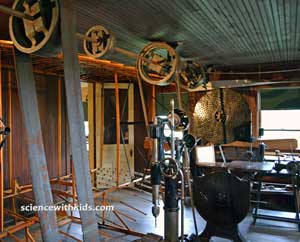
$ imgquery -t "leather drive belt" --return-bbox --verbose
[59,0,99,241]
[14,50,61,242]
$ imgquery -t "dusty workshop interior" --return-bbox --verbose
[1,0,300,241]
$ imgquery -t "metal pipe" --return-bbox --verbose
[114,47,157,65]
[178,168,185,242]
[0,5,32,20]
[170,99,175,159]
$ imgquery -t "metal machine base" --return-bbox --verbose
[194,223,247,242]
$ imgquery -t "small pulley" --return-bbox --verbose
[183,134,197,149]
[9,0,60,55]
[137,42,179,86]
[167,108,189,132]
[160,157,178,178]
[179,61,208,91]
[83,25,115,59]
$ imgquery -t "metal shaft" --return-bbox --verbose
[0,4,164,67]
[0,5,33,20]
[77,34,159,64]
[114,47,157,65]
[178,168,185,242]
[170,99,175,159]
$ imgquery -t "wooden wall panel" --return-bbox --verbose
[134,82,154,173]
[1,68,70,188]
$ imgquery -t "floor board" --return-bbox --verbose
[2,188,300,242]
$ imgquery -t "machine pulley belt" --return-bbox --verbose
[14,50,61,242]
[59,0,99,240]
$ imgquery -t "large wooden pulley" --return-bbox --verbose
[167,108,189,132]
[137,42,179,86]
[179,61,208,91]
[9,0,60,55]
[83,25,115,59]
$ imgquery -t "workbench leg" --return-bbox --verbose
[292,176,300,231]
[252,179,262,225]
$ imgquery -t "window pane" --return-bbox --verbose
[261,110,300,130]
[156,93,189,116]
[260,88,300,110]
[104,89,129,144]
[260,110,300,149]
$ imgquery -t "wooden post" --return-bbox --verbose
[71,166,76,218]
[88,83,95,171]
[7,70,12,188]
[88,83,96,186]
[8,70,16,224]
[114,72,120,186]
[99,84,104,169]
[57,78,62,177]
[0,50,3,232]
[95,83,101,169]
[244,89,259,138]
[137,74,149,136]
[151,85,156,122]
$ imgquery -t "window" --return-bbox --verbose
[260,110,300,149]
[260,88,300,149]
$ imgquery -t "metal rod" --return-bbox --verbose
[77,32,160,65]
[76,32,92,42]
[77,31,159,65]
[178,169,184,242]
[114,47,156,65]
[0,5,32,20]
[170,99,175,159]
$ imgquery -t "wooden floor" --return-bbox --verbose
[3,188,300,242]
